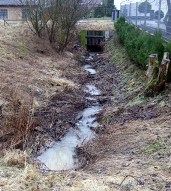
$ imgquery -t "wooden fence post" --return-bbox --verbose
[144,52,170,96]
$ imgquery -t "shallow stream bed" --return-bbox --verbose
[37,55,102,171]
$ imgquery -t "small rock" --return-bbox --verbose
[65,51,74,59]
[122,162,130,167]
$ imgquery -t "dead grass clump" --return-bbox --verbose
[48,77,76,88]
[0,149,69,191]
[1,89,37,149]
[2,149,29,168]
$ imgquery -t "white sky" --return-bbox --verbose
[114,0,140,9]
[115,0,168,11]
[115,0,122,9]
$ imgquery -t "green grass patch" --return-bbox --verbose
[143,140,169,155]
[19,46,29,54]
[80,30,87,48]
[126,95,145,107]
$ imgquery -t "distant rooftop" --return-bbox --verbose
[0,0,24,6]
[81,0,103,5]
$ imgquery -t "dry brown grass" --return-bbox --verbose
[76,20,114,31]
[0,149,111,191]
[0,21,83,151]
[81,115,171,191]
[1,89,36,149]
[0,21,78,107]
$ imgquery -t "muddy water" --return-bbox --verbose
[84,65,96,75]
[37,57,102,171]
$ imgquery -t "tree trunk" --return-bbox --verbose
[144,52,170,96]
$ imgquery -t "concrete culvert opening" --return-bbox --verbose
[86,31,105,52]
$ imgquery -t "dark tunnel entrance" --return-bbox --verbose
[86,31,105,52]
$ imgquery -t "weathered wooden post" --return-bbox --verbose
[146,54,158,80]
[144,52,170,96]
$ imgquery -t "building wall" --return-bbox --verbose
[8,7,22,20]
[0,6,23,20]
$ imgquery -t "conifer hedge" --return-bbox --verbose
[115,17,171,72]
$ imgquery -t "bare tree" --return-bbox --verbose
[21,0,47,37]
[45,0,92,52]
[24,0,93,52]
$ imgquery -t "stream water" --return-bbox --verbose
[37,58,102,171]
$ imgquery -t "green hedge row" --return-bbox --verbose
[114,17,171,72]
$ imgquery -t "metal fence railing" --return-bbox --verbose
[85,1,115,20]
[120,0,171,42]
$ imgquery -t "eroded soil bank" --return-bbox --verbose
[1,30,171,191]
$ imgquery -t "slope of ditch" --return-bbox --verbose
[0,22,87,152]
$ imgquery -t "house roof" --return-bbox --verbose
[81,0,103,5]
[0,0,24,6]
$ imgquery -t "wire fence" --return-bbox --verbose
[85,1,115,20]
[120,0,171,42]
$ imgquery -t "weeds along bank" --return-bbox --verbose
[115,17,171,81]
[0,22,86,153]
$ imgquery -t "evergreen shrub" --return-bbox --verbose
[114,17,165,69]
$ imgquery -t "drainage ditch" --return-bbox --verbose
[37,54,102,171]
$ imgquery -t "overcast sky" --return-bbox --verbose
[115,0,122,9]
[114,0,142,9]
[115,0,133,9]
[114,0,134,9]
[115,0,168,12]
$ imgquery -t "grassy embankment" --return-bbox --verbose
[0,21,87,153]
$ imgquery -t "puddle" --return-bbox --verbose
[85,96,97,101]
[85,84,101,96]
[37,106,101,171]
[84,65,96,74]
[85,55,94,61]
[37,55,102,171]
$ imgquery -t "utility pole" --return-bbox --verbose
[158,0,162,30]
[144,0,147,27]
[136,2,138,26]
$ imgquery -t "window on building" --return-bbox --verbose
[22,8,29,21]
[0,9,8,19]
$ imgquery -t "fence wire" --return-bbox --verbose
[120,0,171,41]
[85,1,115,19]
